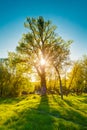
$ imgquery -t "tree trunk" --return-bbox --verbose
[40,66,46,95]
[41,74,46,95]
[0,84,3,97]
[55,67,63,100]
[58,73,63,100]
[34,62,47,95]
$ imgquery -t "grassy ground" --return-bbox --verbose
[0,94,87,130]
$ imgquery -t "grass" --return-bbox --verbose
[0,94,87,130]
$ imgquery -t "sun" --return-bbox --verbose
[31,76,36,82]
[40,58,46,65]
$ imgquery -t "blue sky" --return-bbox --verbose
[0,0,87,60]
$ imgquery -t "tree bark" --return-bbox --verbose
[41,74,46,95]
[40,65,46,95]
[55,66,63,100]
[34,64,47,95]
[0,85,3,97]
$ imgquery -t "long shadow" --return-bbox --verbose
[34,95,55,130]
[0,96,25,105]
[2,95,55,130]
[2,95,87,130]
[52,94,87,129]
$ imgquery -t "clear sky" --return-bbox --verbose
[0,0,87,60]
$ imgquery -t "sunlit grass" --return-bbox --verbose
[0,94,87,130]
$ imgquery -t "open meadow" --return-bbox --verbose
[0,94,87,130]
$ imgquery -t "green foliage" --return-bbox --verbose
[67,56,87,95]
[0,61,32,97]
[0,95,87,130]
[0,62,11,97]
[2,16,87,98]
[15,16,72,95]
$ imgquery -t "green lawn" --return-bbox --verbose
[0,94,87,130]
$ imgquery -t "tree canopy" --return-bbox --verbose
[15,16,72,97]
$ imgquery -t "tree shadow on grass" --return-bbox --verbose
[0,96,25,105]
[3,95,55,130]
[33,95,55,130]
[2,94,87,130]
[52,94,87,130]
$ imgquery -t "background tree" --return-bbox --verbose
[51,41,72,99]
[67,60,86,95]
[0,62,11,97]
[81,55,87,93]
